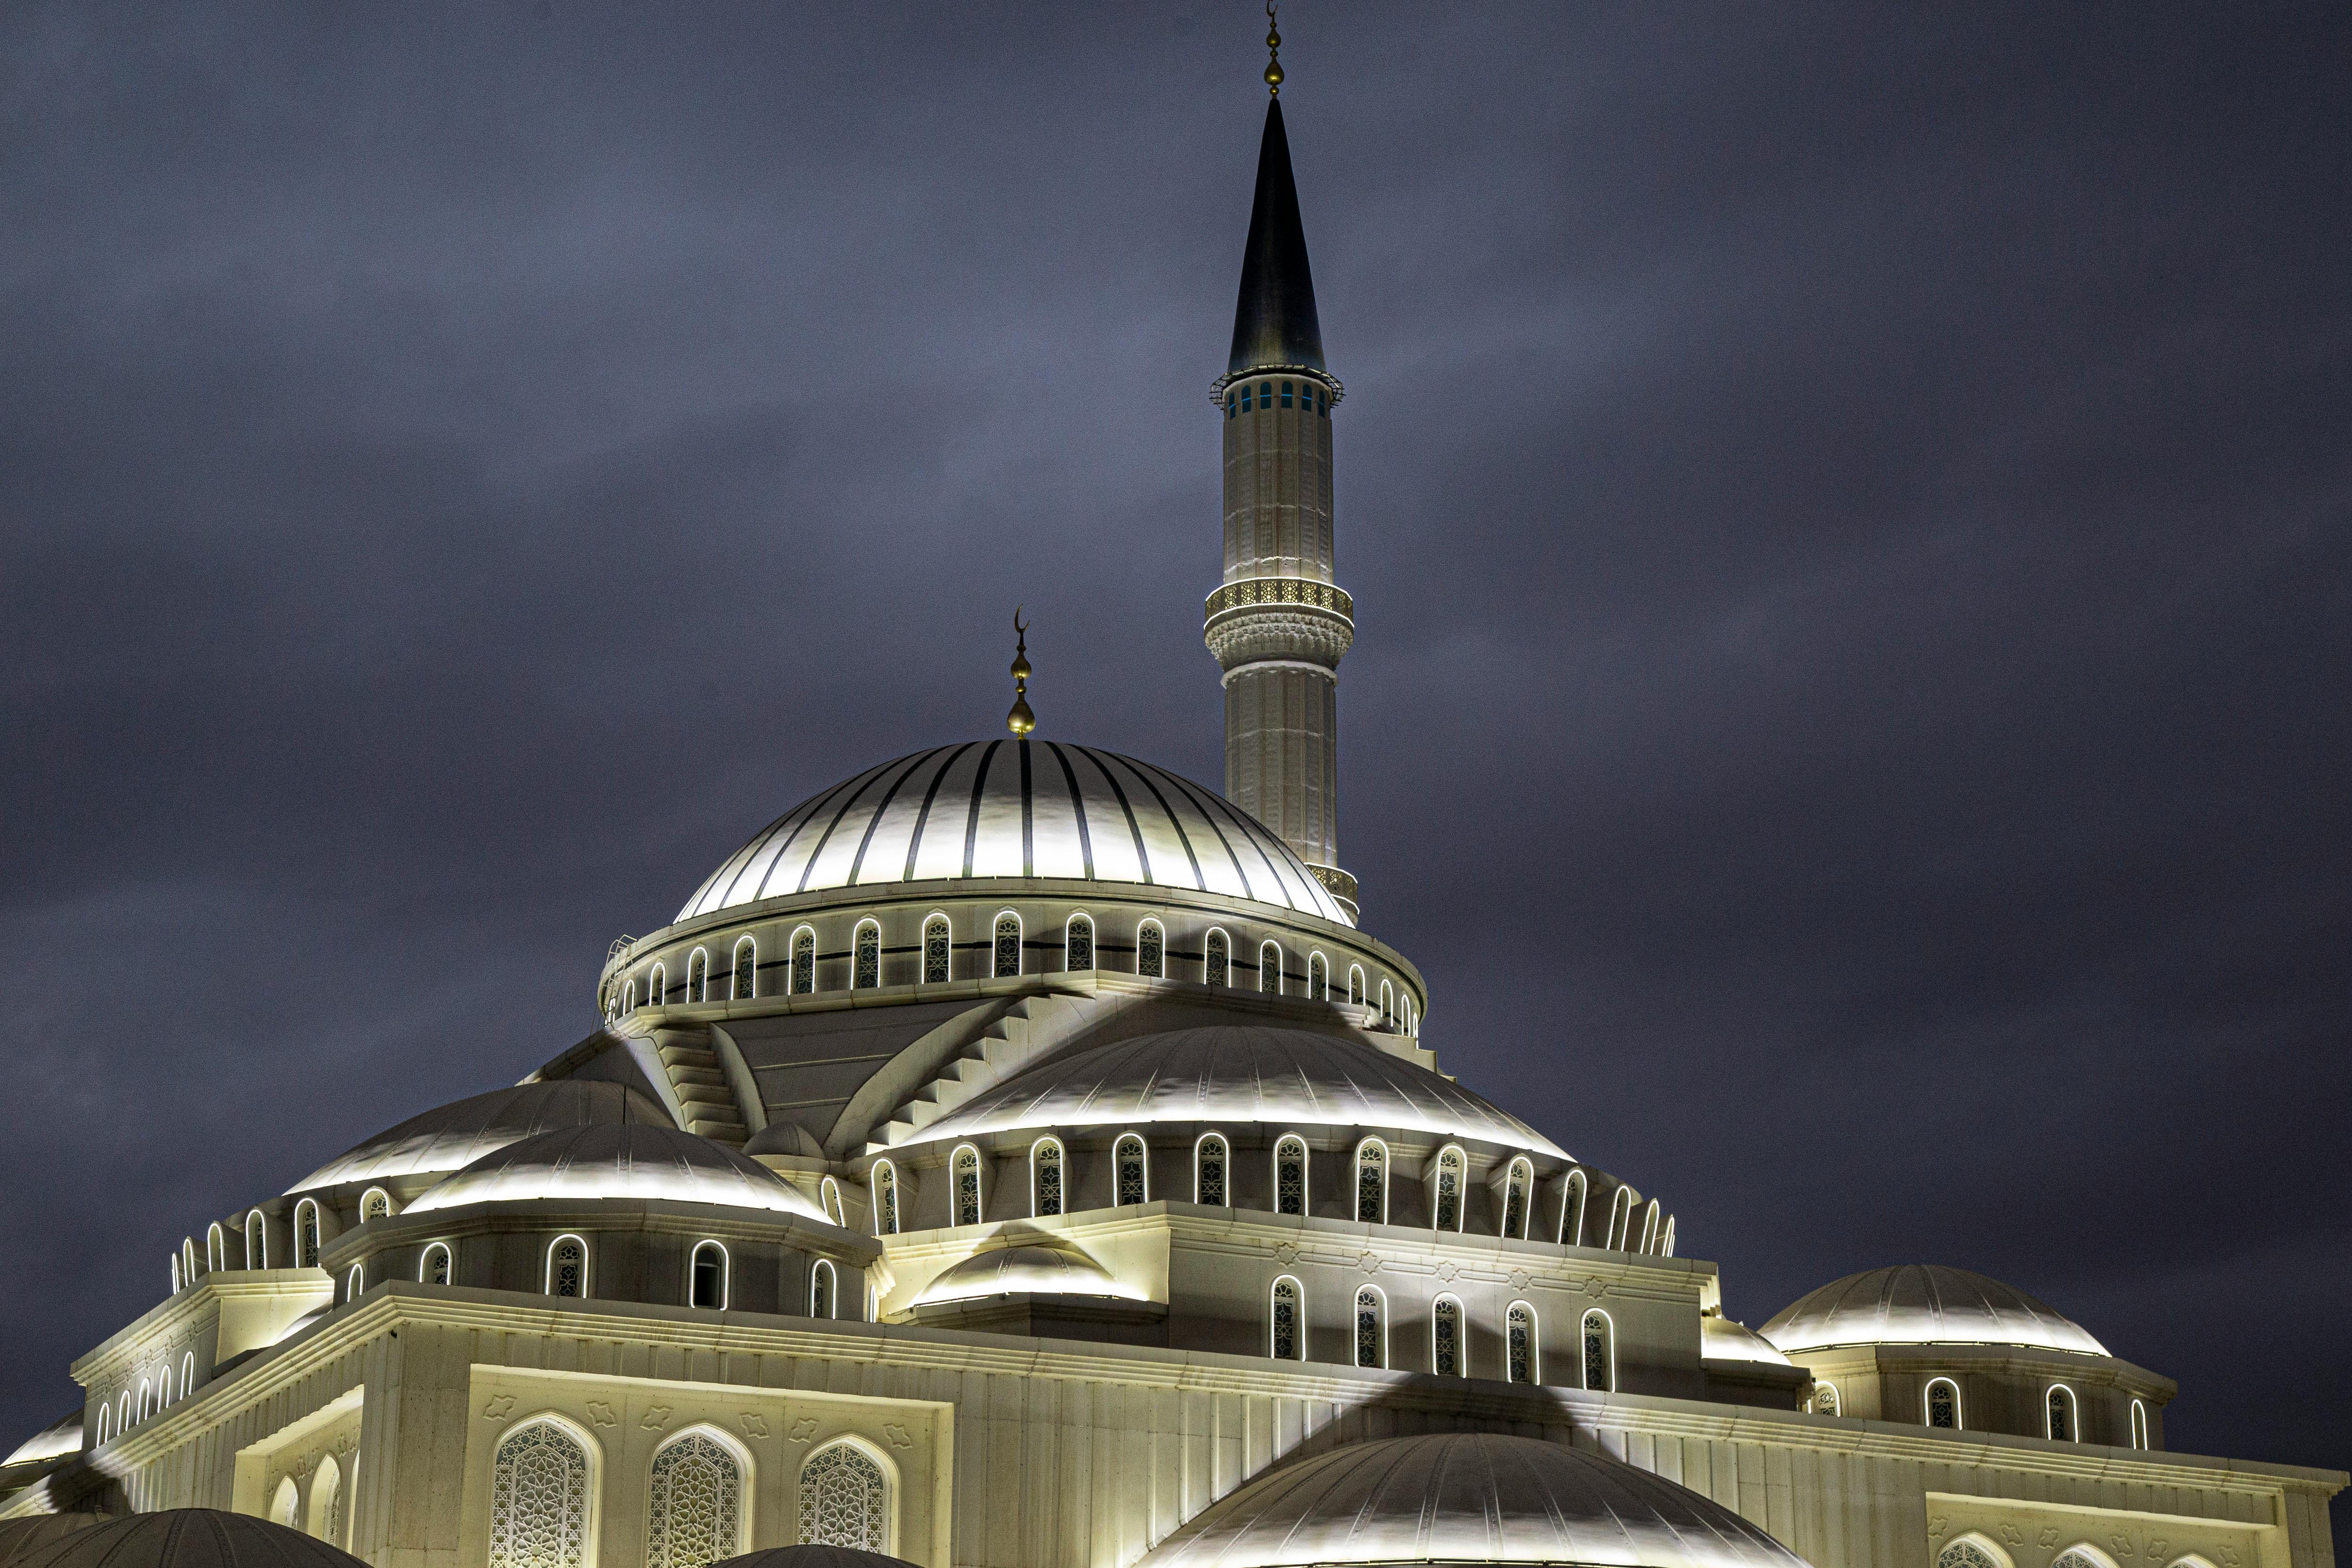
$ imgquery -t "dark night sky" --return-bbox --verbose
[3,0,2346,1540]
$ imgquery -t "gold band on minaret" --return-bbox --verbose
[1006,607,1036,736]
[1264,2,1283,95]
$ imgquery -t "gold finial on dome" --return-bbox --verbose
[1263,1,1283,96]
[1006,606,1036,736]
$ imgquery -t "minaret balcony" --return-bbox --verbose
[1204,577,1353,624]
[1204,577,1356,674]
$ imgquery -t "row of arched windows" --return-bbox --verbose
[1851,1377,2147,1446]
[1940,1536,2190,1568]
[184,1187,407,1292]
[619,917,1416,1033]
[387,1236,846,1320]
[1225,378,1331,418]
[487,1417,894,1568]
[94,1349,198,1445]
[1264,1279,1613,1389]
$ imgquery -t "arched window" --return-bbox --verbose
[2051,1553,2107,1568]
[421,1242,452,1285]
[1502,1158,1533,1238]
[1136,920,1164,979]
[181,1351,194,1401]
[1432,1296,1464,1377]
[271,1476,298,1527]
[1204,929,1229,987]
[1662,1216,1676,1257]
[170,1254,182,1294]
[810,1259,837,1319]
[1269,1277,1303,1360]
[820,1176,845,1226]
[1259,940,1282,994]
[116,1392,130,1435]
[1274,1136,1308,1215]
[790,928,816,994]
[993,913,1021,978]
[1558,1169,1588,1246]
[294,1199,322,1268]
[870,1161,900,1236]
[245,1211,267,1269]
[158,1362,173,1405]
[1114,1134,1147,1205]
[1348,965,1365,1006]
[923,915,951,984]
[624,979,638,1012]
[138,1379,151,1422]
[1031,1138,1064,1217]
[952,1145,983,1225]
[345,1261,365,1302]
[1639,1198,1661,1254]
[691,1241,727,1310]
[853,921,880,988]
[361,1188,392,1223]
[1925,1377,1962,1429]
[547,1235,588,1298]
[1581,1309,1614,1392]
[797,1442,889,1551]
[732,937,757,1001]
[1194,1134,1228,1205]
[181,1237,198,1285]
[688,948,710,1003]
[488,1419,593,1568]
[2130,1398,2149,1450]
[650,962,667,1005]
[1607,1186,1635,1250]
[1433,1146,1465,1232]
[1354,1286,1386,1368]
[2046,1383,2077,1442]
[1379,979,1394,1024]
[647,1430,745,1568]
[207,1222,226,1273]
[1309,953,1327,999]
[1938,1540,2008,1568]
[98,1403,112,1445]
[1507,1302,1537,1384]
[1354,1140,1387,1223]
[1066,914,1094,972]
[1814,1381,1841,1417]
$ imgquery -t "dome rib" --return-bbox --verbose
[290,1081,671,1194]
[408,1122,832,1221]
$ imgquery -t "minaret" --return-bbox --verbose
[1206,14,1358,921]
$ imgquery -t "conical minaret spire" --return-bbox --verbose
[1206,45,1358,921]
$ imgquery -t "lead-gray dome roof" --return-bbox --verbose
[899,1025,1567,1159]
[678,742,1352,927]
[409,1121,831,1221]
[1759,1264,2108,1357]
[8,1511,366,1568]
[914,1245,1143,1306]
[291,1079,671,1193]
[1136,1432,1807,1568]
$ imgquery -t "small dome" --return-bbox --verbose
[1138,1432,1806,1568]
[915,1245,1143,1307]
[7,1511,365,1568]
[409,1122,831,1221]
[677,742,1352,928]
[712,1549,919,1568]
[1759,1265,2108,1357]
[2,1411,82,1469]
[0,1517,99,1568]
[291,1079,672,1192]
[1699,1316,1793,1367]
[903,1025,1565,1158]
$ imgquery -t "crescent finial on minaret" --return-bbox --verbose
[1007,607,1036,736]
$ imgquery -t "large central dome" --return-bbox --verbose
[678,741,1352,926]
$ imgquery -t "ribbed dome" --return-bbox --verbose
[290,1080,672,1192]
[1,1411,80,1469]
[901,1025,1565,1158]
[914,1245,1143,1306]
[0,1517,99,1568]
[6,1511,365,1568]
[678,742,1352,927]
[1699,1316,1793,1367]
[409,1122,831,1221]
[1759,1265,2108,1357]
[1137,1432,1806,1568]
[712,1550,919,1568]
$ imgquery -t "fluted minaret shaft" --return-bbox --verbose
[1207,98,1357,920]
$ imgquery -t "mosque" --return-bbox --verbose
[0,28,2341,1568]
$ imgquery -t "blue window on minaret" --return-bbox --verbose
[1226,393,1236,419]
[1240,386,1251,410]
[1259,382,1271,405]
[1281,382,1293,406]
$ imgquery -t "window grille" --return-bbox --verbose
[1115,1136,1146,1205]
[1137,921,1163,978]
[994,915,1020,978]
[923,918,951,984]
[1507,1303,1535,1383]
[1271,1278,1300,1360]
[1196,1136,1228,1205]
[488,1421,590,1568]
[1275,1138,1307,1215]
[1434,1298,1462,1376]
[647,1432,742,1568]
[791,929,815,994]
[853,922,879,988]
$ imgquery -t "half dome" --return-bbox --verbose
[712,1550,919,1568]
[676,742,1352,927]
[409,1122,831,1221]
[1758,1265,2108,1357]
[291,1080,672,1192]
[1137,1431,1806,1568]
[901,1025,1565,1159]
[914,1245,1143,1306]
[1699,1317,1792,1367]
[6,1511,365,1568]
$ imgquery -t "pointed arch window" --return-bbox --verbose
[2046,1384,2077,1442]
[1355,1286,1386,1368]
[809,1259,836,1319]
[994,913,1021,978]
[2130,1398,2149,1450]
[1507,1302,1537,1383]
[1354,1140,1387,1224]
[790,928,816,994]
[1433,1296,1464,1376]
[1270,1277,1302,1360]
[547,1235,588,1298]
[1031,1138,1064,1217]
[488,1418,592,1568]
[361,1187,392,1223]
[1309,953,1327,999]
[870,1161,900,1236]
[1274,1136,1308,1215]
[732,937,757,1000]
[853,921,880,988]
[421,1242,452,1285]
[294,1199,322,1268]
[1433,1146,1465,1232]
[1114,1134,1147,1205]
[1925,1377,1961,1429]
[688,948,710,1003]
[346,1261,365,1302]
[1813,1381,1840,1417]
[952,1145,983,1226]
[1938,1541,2006,1568]
[1066,914,1094,972]
[646,1430,744,1568]
[1259,940,1282,994]
[1194,1134,1228,1205]
[691,1241,727,1309]
[1558,1169,1588,1246]
[1348,965,1365,1006]
[1503,1158,1533,1238]
[797,1442,889,1551]
[1136,920,1164,979]
[1204,929,1229,987]
[923,915,951,984]
[1582,1309,1614,1392]
[244,1211,266,1269]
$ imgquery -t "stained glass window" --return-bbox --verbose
[1504,1161,1531,1238]
[489,1420,590,1568]
[1205,930,1228,987]
[798,1443,888,1551]
[647,1433,741,1568]
[1927,1378,1959,1428]
[1560,1170,1587,1246]
[733,939,756,1001]
[1434,1298,1462,1376]
[1275,1137,1307,1215]
[853,922,879,989]
[2047,1385,2076,1442]
[1115,1135,1146,1206]
[923,917,951,984]
[1355,1142,1385,1223]
[1137,921,1163,979]
[1582,1310,1612,1391]
[994,915,1020,978]
[422,1244,451,1285]
[1355,1287,1383,1368]
[953,1146,982,1226]
[1271,1278,1300,1360]
[1196,1136,1227,1205]
[1259,941,1281,994]
[1032,1140,1063,1217]
[791,929,815,995]
[1507,1303,1535,1384]
[872,1162,899,1236]
[549,1237,585,1299]
[361,1189,390,1223]
[1435,1148,1463,1232]
[691,1243,725,1309]
[1937,1543,2002,1568]
[1067,915,1093,972]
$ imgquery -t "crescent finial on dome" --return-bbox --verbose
[1007,606,1036,736]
